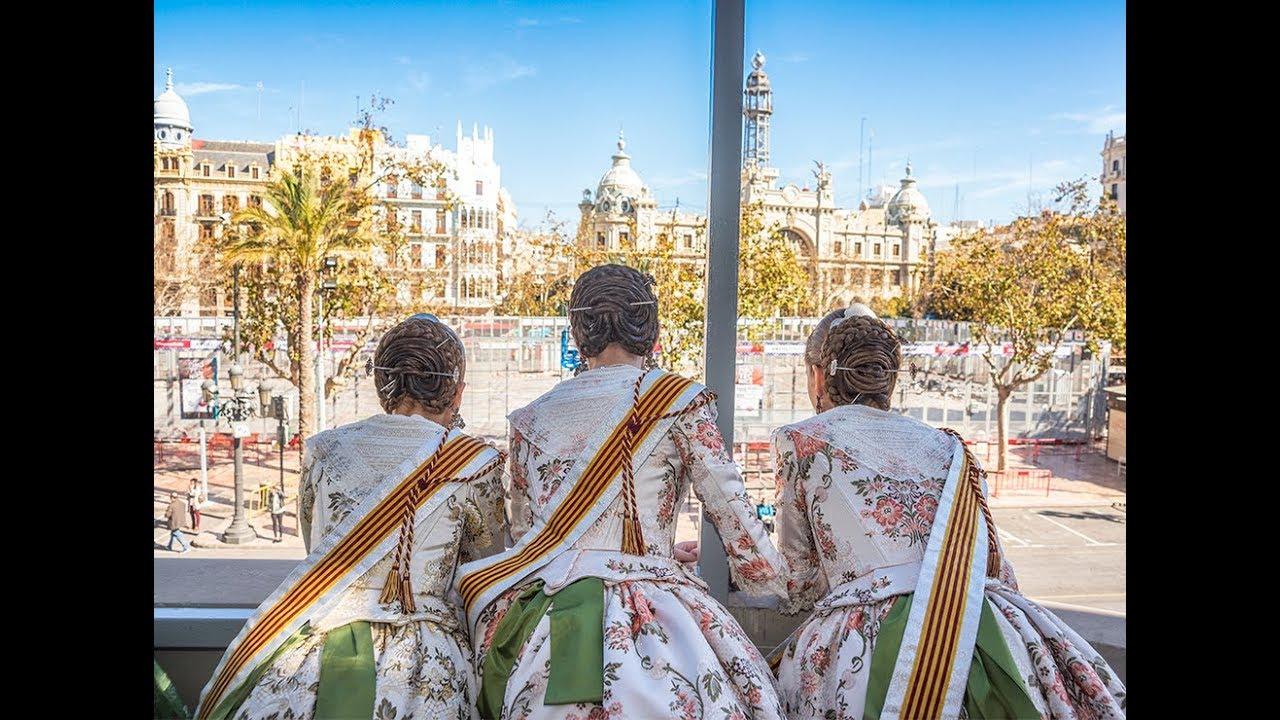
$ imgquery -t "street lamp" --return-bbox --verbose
[257,381,291,495]
[201,363,258,544]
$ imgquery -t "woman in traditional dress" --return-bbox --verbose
[773,306,1126,720]
[195,315,507,720]
[458,264,789,720]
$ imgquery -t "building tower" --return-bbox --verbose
[743,50,772,171]
[154,68,193,149]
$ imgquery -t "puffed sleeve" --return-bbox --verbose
[506,427,536,544]
[459,454,510,563]
[671,394,787,600]
[297,446,320,553]
[773,428,830,615]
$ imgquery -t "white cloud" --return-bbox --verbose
[1052,105,1126,134]
[175,82,244,96]
[516,16,582,27]
[464,55,537,92]
[649,169,708,189]
[408,71,431,92]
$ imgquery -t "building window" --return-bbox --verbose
[386,177,399,198]
[620,232,630,246]
[832,267,845,285]
[161,191,175,215]
[475,180,484,196]
[888,269,899,286]
[437,186,447,200]
[461,209,469,229]
[874,242,881,257]
[834,240,842,255]
[411,210,422,233]
[411,183,423,199]
[436,210,447,234]
[227,164,236,178]
[251,166,260,180]
[161,220,175,242]
[855,241,863,255]
[436,245,446,268]
[248,195,262,209]
[892,243,900,258]
[1111,184,1119,200]
[1112,159,1120,174]
[223,195,240,214]
[199,194,215,216]
[201,164,210,177]
[683,234,693,249]
[199,223,215,242]
[596,232,606,249]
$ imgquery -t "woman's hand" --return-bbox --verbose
[674,540,699,564]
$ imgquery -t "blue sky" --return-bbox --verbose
[155,0,1125,227]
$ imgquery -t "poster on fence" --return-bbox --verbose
[734,364,765,415]
[178,355,217,420]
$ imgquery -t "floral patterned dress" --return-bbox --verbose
[484,364,789,720]
[233,414,507,720]
[773,404,1126,720]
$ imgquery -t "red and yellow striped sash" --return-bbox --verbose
[900,449,979,719]
[458,373,694,612]
[199,434,491,719]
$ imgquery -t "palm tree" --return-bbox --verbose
[224,164,373,439]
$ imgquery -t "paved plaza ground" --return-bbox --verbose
[153,428,1125,617]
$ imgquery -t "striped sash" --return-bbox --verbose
[457,368,705,637]
[195,428,500,720]
[881,431,1000,720]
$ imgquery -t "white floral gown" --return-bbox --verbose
[482,365,789,720]
[773,404,1126,720]
[232,414,507,720]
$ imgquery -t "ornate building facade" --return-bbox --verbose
[154,69,515,316]
[577,51,937,306]
[154,69,272,316]
[1101,131,1126,214]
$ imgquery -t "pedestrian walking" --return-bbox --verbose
[268,487,285,543]
[165,492,191,553]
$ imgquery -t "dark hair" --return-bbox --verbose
[372,317,466,414]
[567,264,659,358]
[816,315,902,411]
[805,309,847,368]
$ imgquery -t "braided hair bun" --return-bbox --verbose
[568,264,659,358]
[371,316,466,414]
[818,314,902,410]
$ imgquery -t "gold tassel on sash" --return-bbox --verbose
[380,452,505,608]
[617,377,717,556]
[380,484,421,610]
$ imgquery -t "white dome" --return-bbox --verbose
[888,162,930,223]
[154,68,192,131]
[596,131,646,201]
